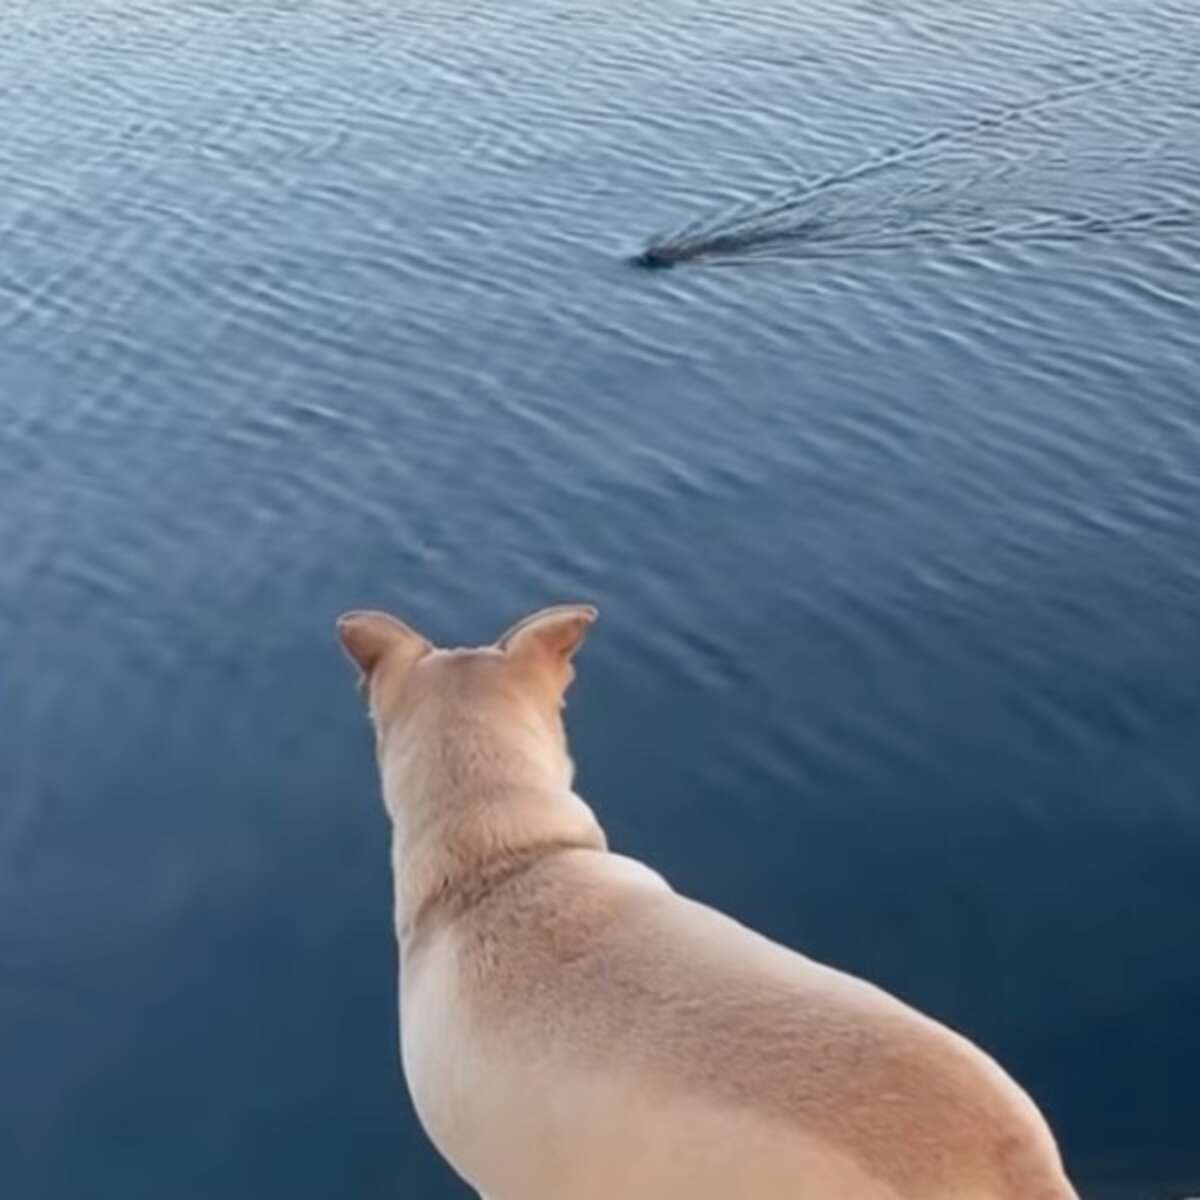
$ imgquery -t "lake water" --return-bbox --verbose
[2,1,1198,1197]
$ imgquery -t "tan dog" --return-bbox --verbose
[337,603,1079,1200]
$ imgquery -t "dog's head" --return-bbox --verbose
[336,603,597,757]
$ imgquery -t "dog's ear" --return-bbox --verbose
[497,604,597,689]
[337,611,431,686]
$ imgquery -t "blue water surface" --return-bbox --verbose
[2,1,1199,1197]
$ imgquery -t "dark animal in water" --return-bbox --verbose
[633,224,819,269]
[632,246,676,269]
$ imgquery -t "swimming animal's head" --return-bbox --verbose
[632,245,676,269]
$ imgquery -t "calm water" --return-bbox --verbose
[2,1,1199,1197]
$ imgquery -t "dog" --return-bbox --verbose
[337,603,1079,1200]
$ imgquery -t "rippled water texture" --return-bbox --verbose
[1,1,1198,1198]
[641,59,1200,264]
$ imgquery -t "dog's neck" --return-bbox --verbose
[378,708,606,948]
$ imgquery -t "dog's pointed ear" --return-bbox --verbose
[336,610,431,685]
[497,604,597,684]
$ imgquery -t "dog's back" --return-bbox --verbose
[401,847,1077,1200]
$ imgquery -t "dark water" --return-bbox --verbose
[2,1,1199,1197]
